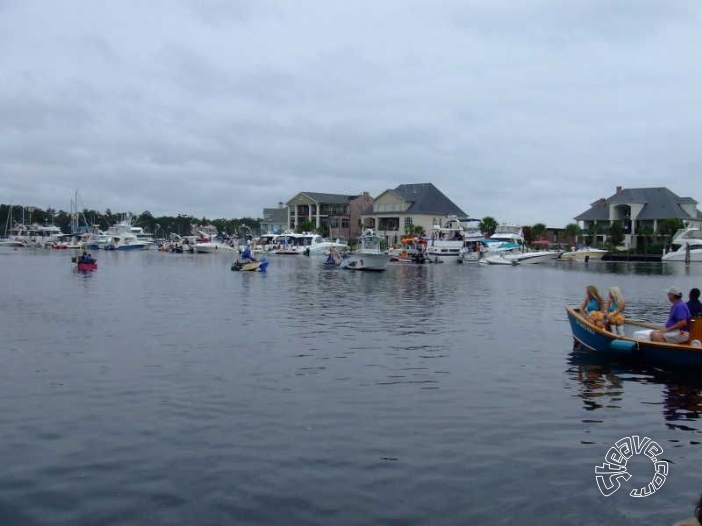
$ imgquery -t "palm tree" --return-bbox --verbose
[587,222,600,246]
[609,221,624,249]
[480,216,498,237]
[564,223,580,246]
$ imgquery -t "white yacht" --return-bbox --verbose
[104,220,151,251]
[272,232,348,255]
[341,229,390,271]
[426,216,484,263]
[130,226,156,247]
[252,234,280,253]
[194,241,238,254]
[485,223,525,253]
[4,223,64,248]
[662,227,702,262]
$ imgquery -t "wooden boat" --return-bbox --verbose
[231,257,268,272]
[566,306,702,368]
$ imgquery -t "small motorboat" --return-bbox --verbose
[231,257,268,272]
[566,306,702,368]
[560,247,608,261]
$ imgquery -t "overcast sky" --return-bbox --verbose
[1,0,701,227]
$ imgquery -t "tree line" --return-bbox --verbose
[0,204,262,238]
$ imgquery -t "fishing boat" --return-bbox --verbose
[340,229,390,271]
[426,216,483,263]
[565,306,702,368]
[231,257,268,272]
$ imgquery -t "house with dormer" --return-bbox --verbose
[574,186,702,248]
[361,183,467,245]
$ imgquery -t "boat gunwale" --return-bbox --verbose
[566,306,702,355]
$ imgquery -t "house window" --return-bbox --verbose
[341,218,349,229]
[378,217,400,231]
[404,217,413,228]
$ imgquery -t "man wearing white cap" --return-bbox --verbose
[651,286,692,343]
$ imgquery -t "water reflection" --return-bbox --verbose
[567,343,702,426]
[552,260,702,277]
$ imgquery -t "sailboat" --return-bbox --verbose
[0,204,27,248]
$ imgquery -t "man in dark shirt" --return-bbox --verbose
[687,288,702,318]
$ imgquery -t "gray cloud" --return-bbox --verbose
[0,0,701,226]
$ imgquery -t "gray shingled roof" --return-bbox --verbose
[299,192,352,204]
[362,183,466,216]
[574,199,609,221]
[575,187,700,221]
[262,208,287,223]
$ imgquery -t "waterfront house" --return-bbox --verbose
[574,186,702,249]
[361,183,467,246]
[261,203,288,234]
[285,192,373,240]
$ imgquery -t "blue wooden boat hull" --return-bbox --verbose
[566,307,702,368]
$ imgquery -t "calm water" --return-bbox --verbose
[2,250,702,525]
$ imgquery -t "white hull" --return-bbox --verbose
[274,247,304,255]
[479,253,518,265]
[459,251,482,263]
[0,239,27,248]
[308,242,349,255]
[425,252,460,264]
[560,249,607,260]
[509,250,563,264]
[662,249,702,262]
[195,242,237,254]
[341,253,390,271]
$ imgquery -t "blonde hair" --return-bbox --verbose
[608,286,624,305]
[587,285,603,308]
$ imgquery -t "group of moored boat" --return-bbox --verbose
[21,216,702,279]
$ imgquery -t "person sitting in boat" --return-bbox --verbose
[240,246,257,262]
[325,251,336,265]
[603,286,626,335]
[80,251,91,263]
[650,286,691,343]
[580,285,604,324]
[688,288,702,318]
